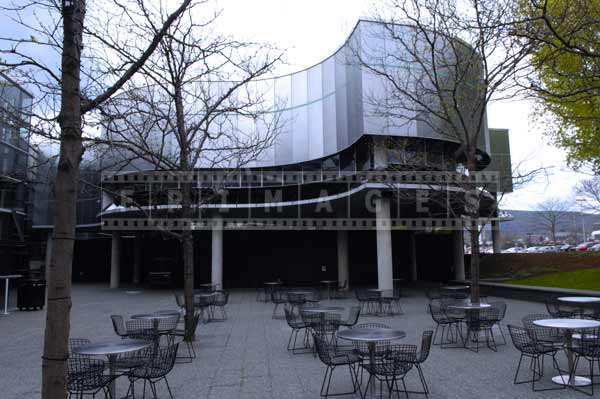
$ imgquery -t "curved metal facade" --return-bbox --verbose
[245,19,489,168]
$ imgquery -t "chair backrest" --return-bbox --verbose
[67,356,106,391]
[287,292,306,306]
[158,314,180,332]
[545,299,561,317]
[489,301,507,320]
[215,290,229,306]
[428,304,449,323]
[346,306,361,326]
[312,333,337,366]
[271,289,286,303]
[507,324,534,352]
[174,293,184,308]
[417,330,434,363]
[146,343,179,377]
[110,315,127,337]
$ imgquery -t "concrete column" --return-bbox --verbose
[376,196,394,292]
[211,217,223,289]
[337,230,349,289]
[45,232,53,282]
[491,221,501,253]
[110,231,121,289]
[133,233,142,284]
[409,232,418,282]
[453,229,465,281]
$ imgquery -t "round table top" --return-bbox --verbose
[533,318,600,330]
[198,283,216,287]
[320,280,337,284]
[264,281,281,285]
[558,296,600,304]
[0,274,23,279]
[441,285,470,290]
[73,340,151,356]
[130,313,178,320]
[337,328,406,342]
[288,291,312,296]
[154,310,181,316]
[448,302,491,310]
[302,306,345,313]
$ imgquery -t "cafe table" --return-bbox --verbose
[534,318,600,387]
[337,327,406,397]
[73,339,151,398]
[557,296,600,318]
[447,302,491,350]
[301,306,345,314]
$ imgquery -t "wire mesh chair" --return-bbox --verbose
[284,307,310,353]
[361,345,413,399]
[507,324,563,392]
[67,355,114,399]
[429,304,463,348]
[212,290,229,321]
[572,328,600,396]
[488,301,508,345]
[172,311,201,363]
[287,292,307,315]
[522,313,565,347]
[337,306,361,329]
[545,298,579,318]
[386,331,434,398]
[463,307,500,352]
[194,294,215,323]
[125,343,180,399]
[110,315,129,338]
[125,319,155,341]
[312,333,361,398]
[271,289,287,319]
[157,314,180,336]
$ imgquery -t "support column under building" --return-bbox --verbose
[133,233,142,284]
[453,229,465,281]
[491,221,501,254]
[376,197,394,292]
[212,217,223,289]
[409,232,418,282]
[337,230,349,289]
[110,231,121,289]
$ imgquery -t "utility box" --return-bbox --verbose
[17,279,46,310]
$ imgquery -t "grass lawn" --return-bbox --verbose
[505,267,600,291]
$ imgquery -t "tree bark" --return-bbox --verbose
[467,158,480,304]
[42,2,85,399]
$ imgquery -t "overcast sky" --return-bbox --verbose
[214,0,588,211]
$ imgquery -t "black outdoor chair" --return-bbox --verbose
[287,292,307,315]
[271,289,287,319]
[110,315,129,339]
[302,311,341,346]
[172,311,201,363]
[284,307,310,353]
[522,313,565,348]
[362,345,413,399]
[312,333,361,399]
[572,328,600,396]
[429,304,463,348]
[545,298,579,318]
[125,343,179,399]
[125,319,155,341]
[386,330,434,398]
[507,324,564,392]
[67,355,114,399]
[212,290,229,321]
[424,288,442,313]
[489,301,508,345]
[337,306,361,329]
[463,306,500,352]
[194,294,215,323]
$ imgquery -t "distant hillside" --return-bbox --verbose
[500,210,600,238]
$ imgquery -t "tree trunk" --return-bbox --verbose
[42,2,86,398]
[466,158,480,304]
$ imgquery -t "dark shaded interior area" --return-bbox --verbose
[70,229,456,287]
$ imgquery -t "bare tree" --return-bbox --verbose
[0,1,193,397]
[576,177,600,214]
[96,4,281,340]
[357,0,531,302]
[537,197,571,243]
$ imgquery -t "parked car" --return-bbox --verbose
[590,243,600,252]
[502,247,523,253]
[576,242,600,251]
[524,246,540,253]
[558,244,572,252]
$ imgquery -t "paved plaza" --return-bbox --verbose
[1,285,596,399]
